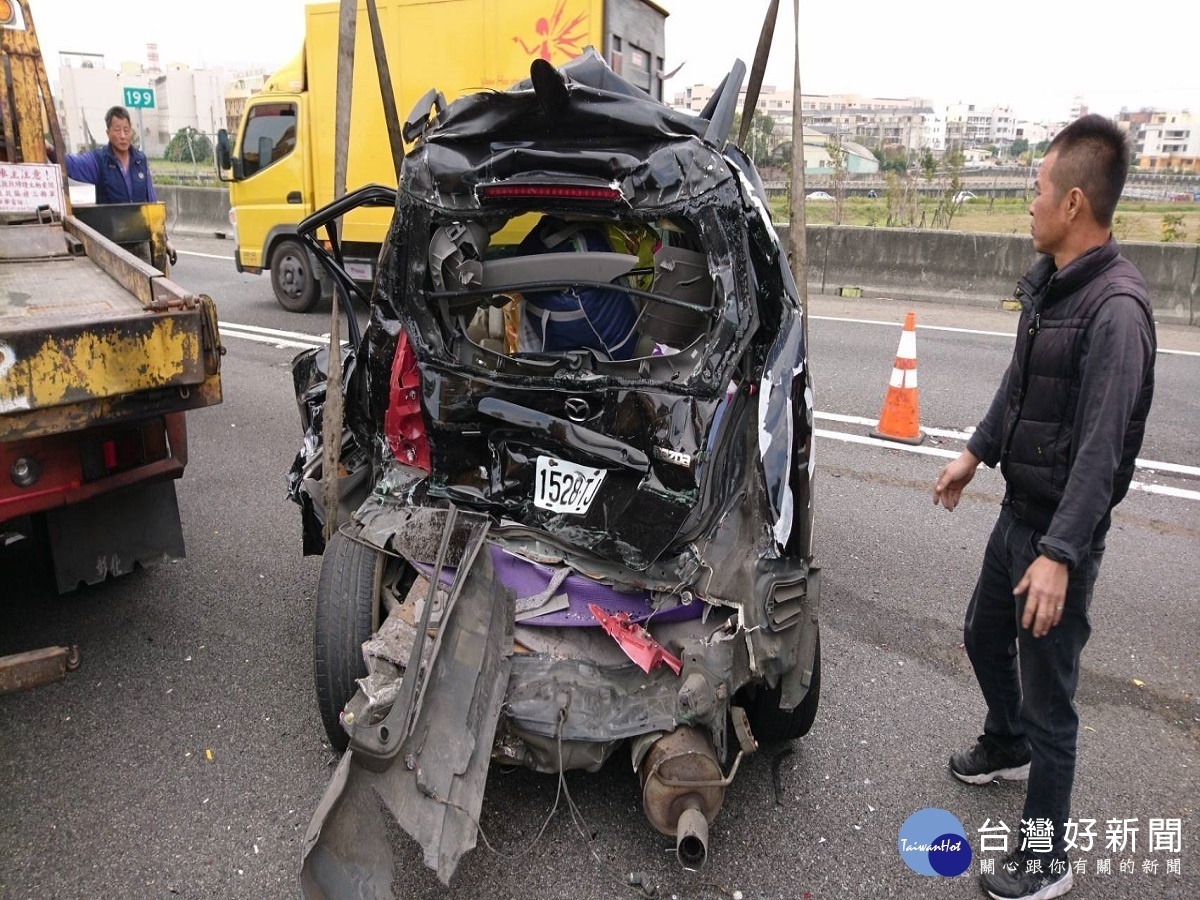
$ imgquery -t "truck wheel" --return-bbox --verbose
[744,634,821,744]
[313,529,413,751]
[270,238,321,313]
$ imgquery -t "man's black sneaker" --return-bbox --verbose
[950,734,1031,785]
[981,851,1073,899]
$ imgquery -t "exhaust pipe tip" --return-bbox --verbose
[676,805,709,870]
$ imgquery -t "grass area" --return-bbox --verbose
[148,158,219,185]
[770,196,1200,244]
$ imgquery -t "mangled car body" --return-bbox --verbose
[291,50,819,896]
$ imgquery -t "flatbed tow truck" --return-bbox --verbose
[0,0,223,692]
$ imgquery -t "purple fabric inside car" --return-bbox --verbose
[412,544,702,626]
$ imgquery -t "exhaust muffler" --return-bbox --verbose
[638,726,725,870]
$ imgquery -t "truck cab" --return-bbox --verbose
[218,0,668,312]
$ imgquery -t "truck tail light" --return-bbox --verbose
[383,330,430,471]
[80,423,169,482]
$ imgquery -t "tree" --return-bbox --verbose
[874,144,908,175]
[165,127,213,164]
[885,170,918,228]
[732,110,776,168]
[824,134,849,225]
[1010,137,1029,158]
[932,145,965,229]
[1160,213,1187,243]
[920,147,938,183]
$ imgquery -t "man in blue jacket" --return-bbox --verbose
[65,105,156,203]
[934,114,1156,900]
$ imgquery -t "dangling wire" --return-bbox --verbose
[471,707,661,898]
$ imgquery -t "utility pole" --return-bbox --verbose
[787,0,808,337]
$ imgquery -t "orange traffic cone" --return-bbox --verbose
[870,311,925,445]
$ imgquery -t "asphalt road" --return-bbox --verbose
[2,235,1197,900]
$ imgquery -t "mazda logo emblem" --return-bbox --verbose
[564,398,590,422]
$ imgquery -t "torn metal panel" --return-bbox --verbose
[299,752,396,900]
[301,515,513,891]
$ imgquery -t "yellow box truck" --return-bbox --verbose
[218,0,668,311]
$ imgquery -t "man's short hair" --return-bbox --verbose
[105,106,132,128]
[1046,114,1131,229]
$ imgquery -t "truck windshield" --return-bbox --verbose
[240,102,298,177]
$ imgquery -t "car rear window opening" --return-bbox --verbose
[423,212,719,369]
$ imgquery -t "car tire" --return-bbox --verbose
[270,237,321,313]
[744,633,821,744]
[313,529,413,751]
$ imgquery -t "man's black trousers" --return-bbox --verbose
[963,503,1104,860]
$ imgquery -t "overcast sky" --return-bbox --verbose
[32,0,1199,123]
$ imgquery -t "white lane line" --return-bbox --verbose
[177,249,235,261]
[219,328,321,351]
[222,321,328,340]
[810,314,1200,358]
[814,411,1200,477]
[1128,481,1200,501]
[815,428,959,460]
[817,428,1200,501]
[1133,459,1200,477]
[812,314,1014,338]
[816,410,972,441]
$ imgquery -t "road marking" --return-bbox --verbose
[815,427,959,459]
[814,411,1200,478]
[810,314,1200,358]
[816,410,971,441]
[222,321,326,341]
[1128,481,1200,501]
[177,249,235,261]
[219,327,321,351]
[812,314,1014,339]
[816,428,1200,501]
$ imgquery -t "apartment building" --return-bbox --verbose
[944,102,1016,150]
[225,73,267,139]
[1121,109,1198,172]
[672,86,932,154]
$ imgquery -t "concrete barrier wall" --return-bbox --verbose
[160,187,1198,326]
[776,224,1199,326]
[160,185,231,239]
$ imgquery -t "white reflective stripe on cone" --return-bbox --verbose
[889,367,904,388]
[905,369,918,388]
[897,329,917,359]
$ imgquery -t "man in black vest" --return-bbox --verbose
[933,114,1156,900]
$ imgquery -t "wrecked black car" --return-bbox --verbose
[289,49,819,896]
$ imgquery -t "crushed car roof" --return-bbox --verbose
[402,49,735,211]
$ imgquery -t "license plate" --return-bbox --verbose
[534,456,606,515]
[344,260,374,281]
